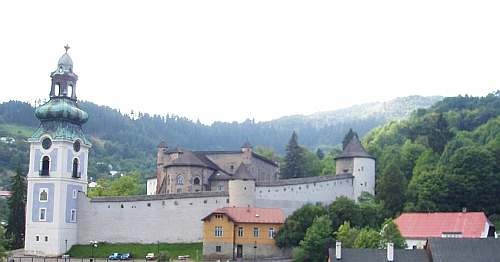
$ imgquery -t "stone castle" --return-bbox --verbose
[24,49,376,257]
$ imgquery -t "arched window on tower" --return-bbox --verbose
[176,175,184,185]
[40,156,50,176]
[193,177,200,185]
[72,158,80,178]
[68,85,74,98]
[54,84,60,96]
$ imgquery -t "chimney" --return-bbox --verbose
[387,242,394,262]
[335,241,341,260]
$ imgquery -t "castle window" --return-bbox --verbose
[121,204,124,208]
[54,84,60,96]
[215,214,223,219]
[39,208,47,221]
[217,184,223,191]
[176,175,184,185]
[215,246,221,252]
[35,235,40,242]
[44,236,48,242]
[72,158,80,178]
[72,189,78,199]
[214,226,223,237]
[253,227,260,237]
[193,177,200,185]
[238,227,244,237]
[70,209,77,222]
[39,188,48,202]
[268,227,275,239]
[147,203,151,207]
[204,200,207,204]
[40,156,50,176]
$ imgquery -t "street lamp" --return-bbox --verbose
[90,241,98,262]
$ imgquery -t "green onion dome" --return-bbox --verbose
[35,97,88,125]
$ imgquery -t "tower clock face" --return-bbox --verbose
[42,138,52,150]
[73,140,81,152]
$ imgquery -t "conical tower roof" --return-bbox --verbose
[232,163,255,180]
[335,134,374,160]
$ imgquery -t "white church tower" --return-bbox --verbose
[25,46,91,256]
[334,133,376,201]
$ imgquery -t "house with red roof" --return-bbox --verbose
[201,207,285,260]
[394,211,495,249]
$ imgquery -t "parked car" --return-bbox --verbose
[120,253,132,260]
[145,253,156,260]
[109,253,122,260]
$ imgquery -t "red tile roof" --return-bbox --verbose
[203,207,285,224]
[395,212,491,239]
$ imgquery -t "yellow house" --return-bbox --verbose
[202,207,285,260]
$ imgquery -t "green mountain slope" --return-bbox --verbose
[364,91,500,215]
[0,95,440,189]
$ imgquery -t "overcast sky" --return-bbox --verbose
[0,1,498,124]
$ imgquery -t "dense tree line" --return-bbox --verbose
[365,91,500,218]
[276,196,405,261]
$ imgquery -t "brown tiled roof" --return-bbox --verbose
[91,191,228,202]
[256,173,353,186]
[335,134,374,159]
[203,207,285,224]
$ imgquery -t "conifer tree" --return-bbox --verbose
[315,148,325,160]
[342,128,358,150]
[281,131,307,178]
[6,167,26,249]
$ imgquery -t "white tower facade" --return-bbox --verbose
[228,164,256,207]
[25,47,91,256]
[335,133,376,201]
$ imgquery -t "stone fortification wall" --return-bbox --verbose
[77,175,356,244]
[77,192,228,244]
[255,174,354,215]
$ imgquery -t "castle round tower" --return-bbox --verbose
[334,134,375,201]
[228,164,256,207]
[25,46,91,256]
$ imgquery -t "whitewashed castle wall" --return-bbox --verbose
[255,177,354,215]
[77,194,228,244]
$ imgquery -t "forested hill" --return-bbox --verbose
[0,95,439,184]
[365,91,500,216]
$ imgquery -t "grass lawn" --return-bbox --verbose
[68,242,202,261]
